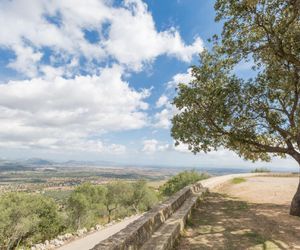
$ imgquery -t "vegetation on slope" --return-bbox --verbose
[0,180,158,249]
[159,170,209,196]
[0,170,208,249]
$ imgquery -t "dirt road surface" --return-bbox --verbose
[57,214,141,250]
[177,175,300,250]
[214,176,299,205]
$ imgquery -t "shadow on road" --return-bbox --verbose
[175,193,300,250]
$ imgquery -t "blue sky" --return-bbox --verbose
[0,0,297,170]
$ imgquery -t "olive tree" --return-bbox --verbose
[67,183,106,229]
[171,0,300,216]
[0,193,62,249]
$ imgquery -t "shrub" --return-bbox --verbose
[231,177,246,184]
[159,170,209,197]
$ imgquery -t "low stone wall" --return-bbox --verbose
[92,182,205,250]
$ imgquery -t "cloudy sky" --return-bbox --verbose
[0,0,297,170]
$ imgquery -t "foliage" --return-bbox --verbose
[159,170,209,196]
[231,177,246,184]
[127,180,158,213]
[0,192,63,249]
[171,0,300,216]
[67,183,106,229]
[103,181,133,222]
[251,167,271,173]
[0,179,160,248]
[172,0,300,164]
[43,190,72,204]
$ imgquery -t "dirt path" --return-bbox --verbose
[57,214,141,250]
[176,193,300,250]
[176,176,300,250]
[214,176,299,205]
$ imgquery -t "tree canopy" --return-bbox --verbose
[171,0,300,215]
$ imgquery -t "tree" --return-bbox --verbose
[171,0,300,216]
[128,180,158,213]
[103,181,132,222]
[67,183,106,229]
[0,193,62,249]
[159,170,209,197]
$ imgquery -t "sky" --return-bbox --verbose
[0,0,298,170]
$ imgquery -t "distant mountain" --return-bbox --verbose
[24,158,54,165]
[64,160,116,167]
[0,162,34,171]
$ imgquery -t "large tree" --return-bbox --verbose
[171,0,300,216]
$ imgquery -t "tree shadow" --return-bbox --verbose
[175,193,300,250]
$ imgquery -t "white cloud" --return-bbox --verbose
[167,68,194,89]
[0,0,203,77]
[154,109,172,129]
[154,68,196,129]
[8,45,43,77]
[156,95,169,108]
[0,65,147,152]
[142,139,169,154]
[0,0,205,159]
[142,139,158,153]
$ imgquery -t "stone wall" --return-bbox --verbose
[92,182,205,250]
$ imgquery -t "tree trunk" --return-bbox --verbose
[290,161,300,216]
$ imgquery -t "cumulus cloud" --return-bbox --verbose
[0,65,147,152]
[0,0,203,77]
[0,0,205,156]
[142,139,169,154]
[154,69,196,129]
[156,95,169,108]
[167,68,194,89]
[154,109,172,129]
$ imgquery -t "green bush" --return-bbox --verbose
[0,192,63,249]
[159,170,209,197]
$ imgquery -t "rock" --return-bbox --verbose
[50,239,63,247]
[44,240,49,246]
[64,233,73,239]
[48,244,55,249]
[77,228,87,236]
[96,224,102,230]
[33,243,46,250]
[90,227,95,232]
[57,235,64,241]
